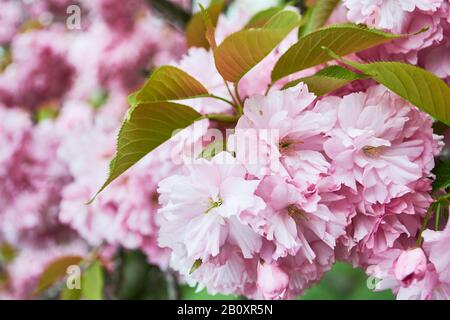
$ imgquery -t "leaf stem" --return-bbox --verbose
[435,202,442,230]
[205,113,239,123]
[234,82,244,112]
[223,80,243,115]
[208,94,235,107]
[416,204,435,246]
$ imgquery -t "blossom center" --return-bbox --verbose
[205,197,223,214]
[362,145,385,158]
[279,138,303,155]
[286,204,307,220]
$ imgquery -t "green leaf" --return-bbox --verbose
[214,10,301,83]
[186,0,224,49]
[433,161,450,191]
[0,243,17,263]
[282,65,368,95]
[198,138,225,160]
[244,6,283,29]
[35,106,59,123]
[272,23,405,82]
[199,3,218,49]
[34,256,83,296]
[352,61,450,126]
[81,261,104,300]
[136,66,209,104]
[60,286,82,300]
[299,0,340,36]
[189,259,203,275]
[92,102,202,198]
[128,91,139,108]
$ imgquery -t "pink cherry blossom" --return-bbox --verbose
[423,220,450,286]
[367,247,450,300]
[257,261,289,300]
[56,96,193,269]
[229,83,333,192]
[419,22,450,85]
[323,85,442,204]
[0,28,75,109]
[83,0,144,33]
[0,0,22,45]
[0,105,72,247]
[394,248,427,286]
[252,175,346,262]
[343,0,444,31]
[158,152,265,264]
[342,0,448,64]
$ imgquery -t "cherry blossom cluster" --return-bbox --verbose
[157,82,444,299]
[155,0,450,300]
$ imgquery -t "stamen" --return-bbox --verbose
[362,145,385,158]
[205,197,223,214]
[287,204,308,220]
[279,139,303,155]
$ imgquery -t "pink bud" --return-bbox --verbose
[257,262,289,300]
[394,248,427,287]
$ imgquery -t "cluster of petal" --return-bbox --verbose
[158,78,443,299]
[0,105,73,247]
[366,219,450,300]
[158,85,348,298]
[322,85,442,264]
[57,97,208,269]
[341,0,450,70]
[0,28,75,109]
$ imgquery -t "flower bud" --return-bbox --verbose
[257,262,289,300]
[394,248,427,287]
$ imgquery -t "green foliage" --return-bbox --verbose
[433,161,450,191]
[34,255,83,296]
[81,261,104,300]
[282,65,367,95]
[272,24,404,82]
[214,10,301,83]
[181,263,395,300]
[301,263,395,300]
[136,66,209,104]
[92,101,202,199]
[244,6,284,29]
[347,61,450,126]
[299,0,340,36]
[117,251,172,300]
[0,243,17,263]
[60,286,82,300]
[186,0,224,49]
